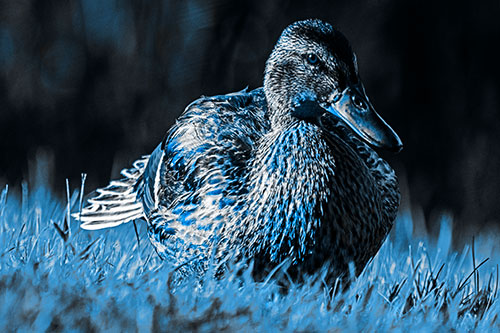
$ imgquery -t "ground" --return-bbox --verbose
[0,184,498,331]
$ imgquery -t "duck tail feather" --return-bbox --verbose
[73,155,150,230]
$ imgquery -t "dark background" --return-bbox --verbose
[1,0,499,240]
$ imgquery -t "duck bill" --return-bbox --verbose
[322,84,403,152]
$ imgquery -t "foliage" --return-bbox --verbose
[0,183,498,331]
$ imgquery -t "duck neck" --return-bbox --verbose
[264,73,298,128]
[243,120,336,262]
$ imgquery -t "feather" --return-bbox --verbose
[73,155,149,230]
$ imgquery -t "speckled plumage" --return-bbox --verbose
[76,19,402,282]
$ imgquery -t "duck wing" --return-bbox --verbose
[353,139,400,231]
[140,88,269,250]
[75,88,268,235]
[74,156,149,230]
[319,115,400,234]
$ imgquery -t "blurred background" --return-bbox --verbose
[0,0,499,242]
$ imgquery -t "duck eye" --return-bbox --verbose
[306,54,319,65]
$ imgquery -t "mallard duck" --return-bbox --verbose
[75,19,402,282]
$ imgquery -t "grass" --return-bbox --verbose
[0,181,499,331]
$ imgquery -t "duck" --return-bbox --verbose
[75,19,403,283]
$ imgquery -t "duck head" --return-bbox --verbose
[264,19,403,152]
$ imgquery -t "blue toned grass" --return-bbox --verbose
[0,183,498,331]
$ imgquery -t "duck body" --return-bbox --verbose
[77,19,402,282]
